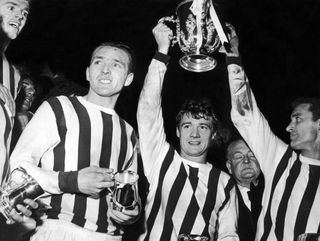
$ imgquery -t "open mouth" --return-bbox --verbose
[8,22,20,31]
[99,79,111,84]
[188,141,200,145]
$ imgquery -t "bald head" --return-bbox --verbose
[226,139,261,188]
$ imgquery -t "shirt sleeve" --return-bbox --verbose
[227,63,288,175]
[213,179,239,241]
[137,58,170,181]
[9,101,63,194]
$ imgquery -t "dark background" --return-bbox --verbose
[1,0,320,240]
[7,0,320,164]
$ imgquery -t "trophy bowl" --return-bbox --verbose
[178,234,209,241]
[0,167,44,223]
[110,170,139,212]
[297,233,320,241]
[160,0,225,72]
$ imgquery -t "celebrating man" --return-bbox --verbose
[225,24,320,241]
[137,22,238,241]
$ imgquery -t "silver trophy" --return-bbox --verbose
[109,170,139,212]
[0,167,44,223]
[297,233,320,241]
[159,0,229,72]
[178,234,209,241]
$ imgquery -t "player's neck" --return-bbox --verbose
[0,31,10,53]
[84,93,118,110]
[300,148,320,160]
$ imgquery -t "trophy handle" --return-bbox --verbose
[158,16,178,46]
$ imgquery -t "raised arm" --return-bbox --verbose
[223,24,287,172]
[137,22,172,178]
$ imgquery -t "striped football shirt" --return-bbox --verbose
[228,62,320,241]
[10,96,138,235]
[137,58,239,241]
[0,54,21,182]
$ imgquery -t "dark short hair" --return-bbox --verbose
[292,97,320,121]
[176,99,218,130]
[90,42,135,73]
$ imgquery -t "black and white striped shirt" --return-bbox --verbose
[0,54,20,99]
[138,59,239,241]
[0,54,20,182]
[229,63,320,241]
[10,96,138,235]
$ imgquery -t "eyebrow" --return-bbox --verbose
[91,55,125,66]
[180,122,211,127]
[232,150,255,157]
[291,112,301,118]
[6,1,30,11]
[91,55,103,60]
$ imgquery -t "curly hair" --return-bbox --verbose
[176,99,218,129]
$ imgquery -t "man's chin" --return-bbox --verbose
[290,140,300,150]
[7,31,18,40]
[241,171,256,179]
[0,28,17,41]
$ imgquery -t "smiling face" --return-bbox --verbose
[176,113,215,163]
[286,103,320,153]
[0,0,29,40]
[86,45,134,107]
[226,140,261,188]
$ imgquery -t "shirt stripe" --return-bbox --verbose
[275,158,301,240]
[144,146,175,241]
[27,96,137,234]
[0,54,20,182]
[260,146,292,241]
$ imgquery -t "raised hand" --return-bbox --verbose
[220,23,239,57]
[152,21,173,55]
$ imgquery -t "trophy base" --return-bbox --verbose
[179,54,217,72]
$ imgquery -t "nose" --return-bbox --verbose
[190,127,200,138]
[286,122,294,133]
[15,11,24,21]
[242,155,250,164]
[102,63,110,74]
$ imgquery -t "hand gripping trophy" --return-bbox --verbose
[159,0,229,72]
[0,167,44,223]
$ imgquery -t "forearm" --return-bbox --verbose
[137,55,169,177]
[10,161,69,195]
[9,101,68,194]
[137,54,168,124]
[227,57,253,118]
[227,58,287,171]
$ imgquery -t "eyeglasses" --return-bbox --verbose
[232,152,257,162]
